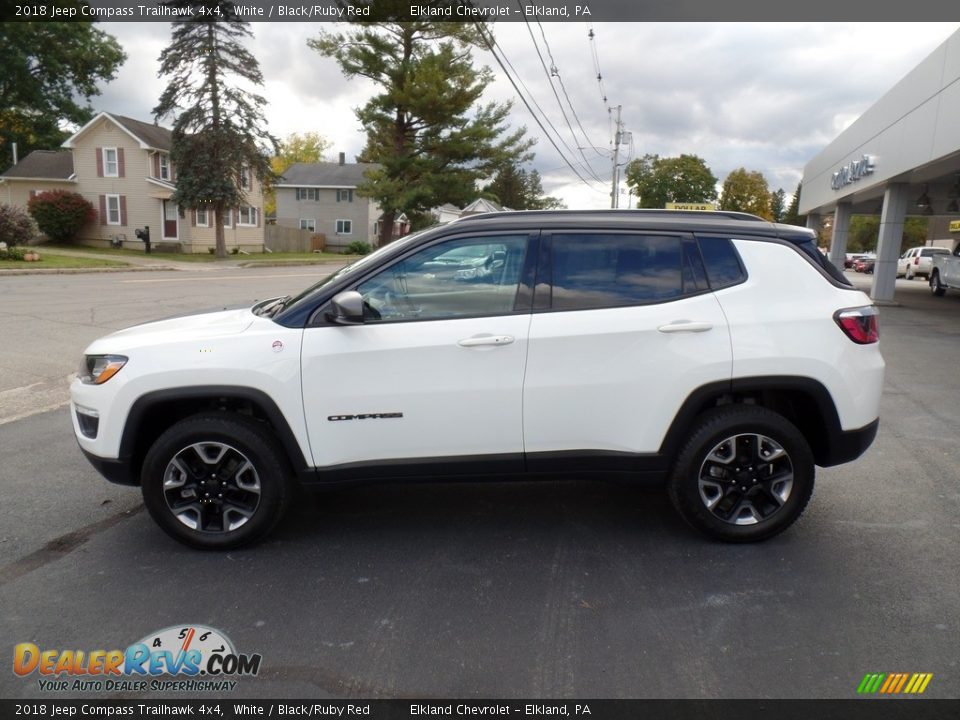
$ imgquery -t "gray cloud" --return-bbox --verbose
[91,21,959,208]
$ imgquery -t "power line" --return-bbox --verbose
[587,24,609,108]
[474,22,607,194]
[515,2,605,182]
[532,17,607,160]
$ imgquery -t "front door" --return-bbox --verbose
[163,200,178,239]
[300,233,533,472]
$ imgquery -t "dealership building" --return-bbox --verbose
[800,27,960,302]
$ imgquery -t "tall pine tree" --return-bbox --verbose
[483,163,564,210]
[783,181,803,226]
[154,2,276,257]
[310,2,532,245]
[770,188,786,223]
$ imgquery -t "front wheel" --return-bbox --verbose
[141,413,292,549]
[930,270,946,296]
[668,406,815,542]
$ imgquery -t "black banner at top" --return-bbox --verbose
[1,700,959,720]
[3,0,960,22]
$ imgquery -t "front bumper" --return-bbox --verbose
[78,445,139,486]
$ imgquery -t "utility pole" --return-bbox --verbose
[610,104,622,208]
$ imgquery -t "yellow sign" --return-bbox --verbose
[949,220,960,233]
[665,202,717,211]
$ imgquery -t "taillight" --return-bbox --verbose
[834,306,879,344]
[914,257,920,265]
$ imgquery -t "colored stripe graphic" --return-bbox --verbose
[857,673,932,694]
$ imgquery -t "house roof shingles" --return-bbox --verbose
[278,161,379,188]
[1,150,74,180]
[109,114,172,151]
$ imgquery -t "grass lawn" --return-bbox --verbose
[0,252,130,270]
[43,245,214,262]
[43,245,357,263]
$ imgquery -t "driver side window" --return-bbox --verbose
[356,235,528,322]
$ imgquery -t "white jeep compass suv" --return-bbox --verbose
[71,210,884,549]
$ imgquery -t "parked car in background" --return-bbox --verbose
[929,243,960,296]
[845,252,874,269]
[854,256,876,274]
[897,246,950,280]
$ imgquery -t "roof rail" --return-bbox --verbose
[454,209,768,223]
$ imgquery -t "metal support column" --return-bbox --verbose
[871,183,907,304]
[829,202,853,269]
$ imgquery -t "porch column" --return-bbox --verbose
[829,202,852,269]
[871,183,908,303]
[805,213,821,235]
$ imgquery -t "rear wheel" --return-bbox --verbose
[668,406,814,542]
[141,413,291,549]
[905,266,914,280]
[930,270,946,296]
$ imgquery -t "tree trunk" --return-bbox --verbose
[379,209,395,247]
[215,202,226,258]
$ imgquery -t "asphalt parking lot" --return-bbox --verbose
[0,265,958,700]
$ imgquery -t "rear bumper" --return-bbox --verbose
[79,445,139,486]
[819,418,879,467]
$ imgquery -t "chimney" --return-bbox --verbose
[339,152,345,166]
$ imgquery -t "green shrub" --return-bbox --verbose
[28,190,95,243]
[0,204,38,247]
[0,246,27,261]
[344,240,372,255]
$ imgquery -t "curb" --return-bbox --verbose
[236,260,352,268]
[0,265,178,276]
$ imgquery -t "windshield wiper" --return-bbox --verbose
[254,295,291,317]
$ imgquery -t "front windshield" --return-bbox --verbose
[276,227,435,315]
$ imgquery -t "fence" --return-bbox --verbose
[264,225,325,253]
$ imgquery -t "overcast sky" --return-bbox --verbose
[96,21,959,209]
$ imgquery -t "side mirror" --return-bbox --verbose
[327,290,365,325]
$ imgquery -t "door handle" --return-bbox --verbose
[458,335,515,347]
[657,320,713,334]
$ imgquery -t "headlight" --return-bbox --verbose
[78,355,128,385]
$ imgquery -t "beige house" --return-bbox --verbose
[0,112,265,253]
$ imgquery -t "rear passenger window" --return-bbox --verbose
[697,237,746,289]
[550,234,685,310]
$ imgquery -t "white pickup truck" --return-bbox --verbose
[929,242,960,296]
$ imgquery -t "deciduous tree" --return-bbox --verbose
[720,168,772,219]
[0,20,125,169]
[624,154,718,209]
[310,3,532,244]
[154,2,277,257]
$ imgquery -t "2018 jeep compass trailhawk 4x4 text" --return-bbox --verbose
[71,210,883,549]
